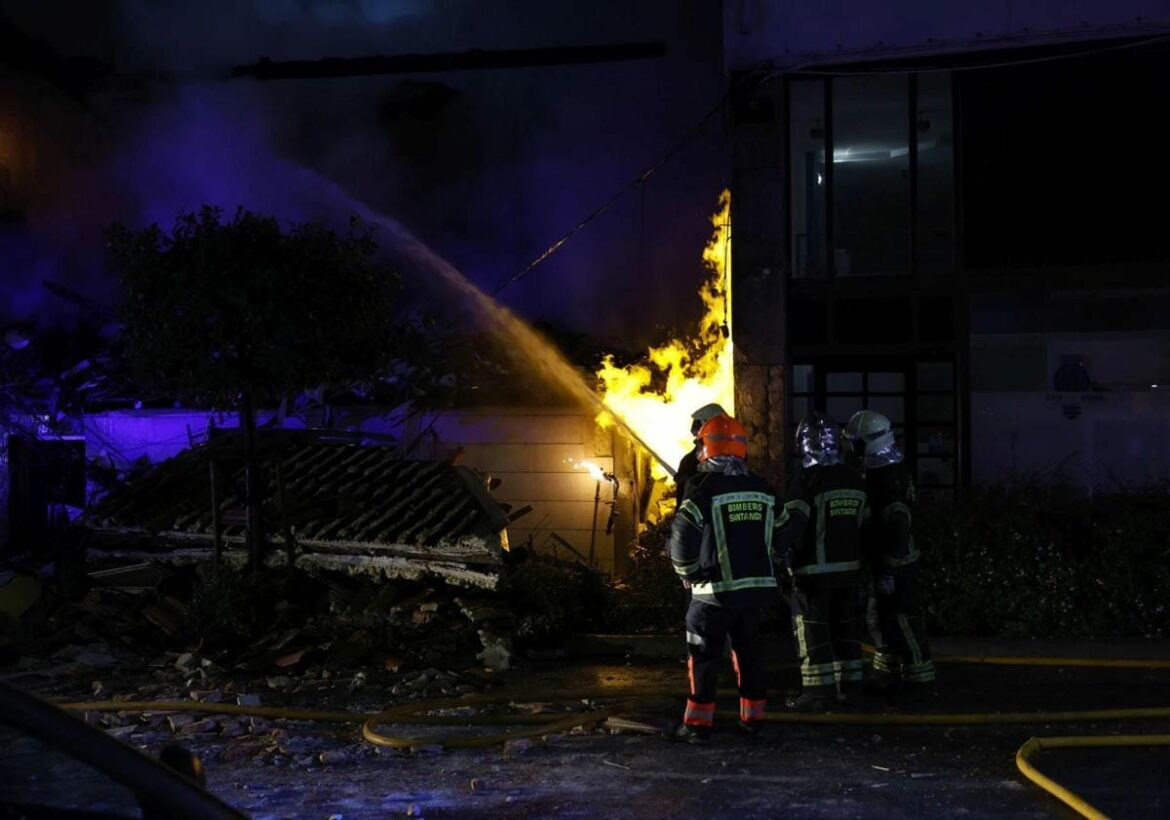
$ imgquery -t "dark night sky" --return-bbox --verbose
[0,1,728,348]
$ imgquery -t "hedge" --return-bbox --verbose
[917,482,1170,638]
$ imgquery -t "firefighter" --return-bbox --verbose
[674,403,729,506]
[670,414,783,743]
[776,412,868,711]
[845,410,935,691]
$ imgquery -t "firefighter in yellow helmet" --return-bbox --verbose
[669,415,786,743]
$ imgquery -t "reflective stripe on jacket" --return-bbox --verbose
[776,463,867,584]
[669,470,785,608]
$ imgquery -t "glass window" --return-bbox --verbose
[867,395,905,425]
[832,74,910,276]
[827,396,860,423]
[792,364,816,394]
[791,394,813,423]
[916,73,954,276]
[786,362,959,488]
[917,360,954,391]
[917,426,955,456]
[826,372,863,393]
[869,372,904,392]
[917,394,954,422]
[789,80,827,279]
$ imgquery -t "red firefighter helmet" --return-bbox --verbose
[696,415,748,462]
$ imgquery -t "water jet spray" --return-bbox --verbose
[372,216,679,478]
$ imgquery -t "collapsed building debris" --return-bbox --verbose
[0,429,626,682]
[85,430,511,591]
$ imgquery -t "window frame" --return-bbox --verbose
[786,72,955,282]
[788,359,959,492]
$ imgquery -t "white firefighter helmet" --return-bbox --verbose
[844,410,902,467]
[690,402,728,436]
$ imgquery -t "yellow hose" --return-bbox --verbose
[59,693,1170,817]
[61,689,662,751]
[859,643,1170,670]
[61,688,1170,746]
[1016,734,1170,820]
[939,655,1170,670]
[58,653,1170,814]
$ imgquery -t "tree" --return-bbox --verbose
[108,207,403,571]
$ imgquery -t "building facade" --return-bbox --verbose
[725,1,1170,492]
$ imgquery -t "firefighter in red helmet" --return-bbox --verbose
[674,403,729,507]
[670,415,786,743]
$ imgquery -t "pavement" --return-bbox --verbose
[3,638,1170,818]
[575,633,1170,662]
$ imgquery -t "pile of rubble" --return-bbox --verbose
[0,537,624,694]
[0,552,635,771]
[2,562,511,678]
[605,520,689,634]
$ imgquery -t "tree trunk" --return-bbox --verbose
[240,391,265,574]
[209,458,223,576]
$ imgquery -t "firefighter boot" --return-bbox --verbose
[737,696,767,736]
[866,648,903,696]
[785,687,833,713]
[836,679,865,709]
[673,723,711,745]
[737,718,765,737]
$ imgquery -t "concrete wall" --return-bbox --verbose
[971,331,1170,489]
[407,408,639,574]
[972,390,1170,490]
[724,0,1170,70]
[730,78,788,489]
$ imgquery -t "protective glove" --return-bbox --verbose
[777,570,794,595]
[876,574,895,596]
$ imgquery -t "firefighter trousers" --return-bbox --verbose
[790,581,864,696]
[683,600,767,728]
[868,572,935,683]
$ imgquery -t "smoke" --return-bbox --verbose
[0,0,728,346]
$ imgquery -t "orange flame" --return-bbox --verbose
[596,189,734,492]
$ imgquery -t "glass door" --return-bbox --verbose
[789,360,957,493]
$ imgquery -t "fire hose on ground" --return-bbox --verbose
[58,653,1170,818]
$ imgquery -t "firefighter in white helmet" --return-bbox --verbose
[844,410,936,692]
[674,403,728,506]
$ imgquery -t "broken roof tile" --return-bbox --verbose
[86,432,510,572]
